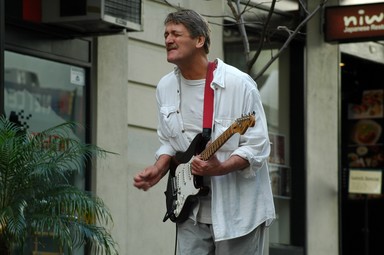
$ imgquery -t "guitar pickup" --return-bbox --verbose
[171,176,178,196]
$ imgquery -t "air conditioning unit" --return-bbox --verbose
[41,0,142,35]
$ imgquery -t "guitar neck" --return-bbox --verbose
[200,127,235,161]
[199,113,255,161]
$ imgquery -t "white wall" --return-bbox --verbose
[95,33,131,253]
[95,0,224,254]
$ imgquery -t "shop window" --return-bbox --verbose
[4,51,87,255]
[225,42,295,250]
[4,51,87,186]
[4,51,86,140]
[255,48,291,246]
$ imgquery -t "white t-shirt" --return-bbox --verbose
[180,75,212,224]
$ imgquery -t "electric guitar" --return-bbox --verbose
[163,113,256,223]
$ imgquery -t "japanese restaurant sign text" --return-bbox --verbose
[325,3,384,43]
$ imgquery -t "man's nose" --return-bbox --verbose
[165,34,174,44]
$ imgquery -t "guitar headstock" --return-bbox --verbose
[230,113,256,135]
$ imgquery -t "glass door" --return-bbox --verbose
[341,52,384,255]
[4,51,88,255]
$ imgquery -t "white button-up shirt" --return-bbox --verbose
[155,58,275,241]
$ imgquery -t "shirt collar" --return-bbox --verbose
[172,58,226,89]
[212,58,225,89]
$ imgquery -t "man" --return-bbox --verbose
[133,9,275,255]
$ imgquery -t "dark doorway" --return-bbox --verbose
[341,53,384,255]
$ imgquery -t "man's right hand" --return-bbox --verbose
[133,165,162,191]
[133,154,171,191]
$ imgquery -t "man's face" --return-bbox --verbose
[164,22,200,65]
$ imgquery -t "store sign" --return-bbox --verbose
[349,170,382,195]
[325,3,384,43]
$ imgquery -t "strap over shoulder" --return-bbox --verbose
[202,61,217,139]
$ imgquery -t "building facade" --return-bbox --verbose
[1,0,383,254]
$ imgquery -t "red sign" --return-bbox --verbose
[325,3,384,43]
[23,0,41,23]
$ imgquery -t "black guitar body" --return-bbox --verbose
[163,133,210,223]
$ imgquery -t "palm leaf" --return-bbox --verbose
[0,116,118,254]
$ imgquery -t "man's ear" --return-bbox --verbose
[196,36,205,49]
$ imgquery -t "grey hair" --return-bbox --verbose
[164,9,211,54]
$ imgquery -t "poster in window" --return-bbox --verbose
[269,133,286,165]
[348,119,384,168]
[348,118,383,168]
[350,119,382,145]
[348,89,383,119]
[347,88,383,168]
[269,165,291,197]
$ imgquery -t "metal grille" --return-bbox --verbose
[105,0,141,24]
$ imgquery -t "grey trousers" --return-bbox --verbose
[176,219,266,255]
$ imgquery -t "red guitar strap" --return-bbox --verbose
[202,61,216,139]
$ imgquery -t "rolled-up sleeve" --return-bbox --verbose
[230,80,270,178]
[231,136,270,178]
[154,70,187,159]
[155,128,177,159]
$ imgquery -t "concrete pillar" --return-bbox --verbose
[305,1,340,254]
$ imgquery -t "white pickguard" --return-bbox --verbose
[173,158,200,217]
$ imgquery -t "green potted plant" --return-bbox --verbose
[0,116,118,254]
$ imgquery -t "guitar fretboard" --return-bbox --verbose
[200,114,255,160]
[200,125,237,160]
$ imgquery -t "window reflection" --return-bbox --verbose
[4,51,87,189]
[4,52,85,138]
[4,51,87,255]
